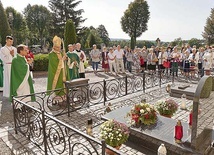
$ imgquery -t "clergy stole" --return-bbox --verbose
[52,51,66,90]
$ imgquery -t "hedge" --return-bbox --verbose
[33,52,92,71]
[34,54,49,71]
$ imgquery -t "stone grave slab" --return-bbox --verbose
[170,84,197,100]
[102,106,195,154]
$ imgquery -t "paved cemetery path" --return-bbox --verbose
[0,70,129,155]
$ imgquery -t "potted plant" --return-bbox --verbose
[100,119,129,155]
[156,99,178,118]
[128,103,157,126]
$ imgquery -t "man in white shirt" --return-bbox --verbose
[90,44,100,73]
[0,36,17,98]
[114,45,125,73]
[108,47,117,75]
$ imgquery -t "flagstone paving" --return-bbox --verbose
[0,69,208,155]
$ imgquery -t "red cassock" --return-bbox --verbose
[175,125,183,140]
[189,112,193,126]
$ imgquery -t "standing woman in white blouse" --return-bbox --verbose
[158,47,167,73]
[203,47,213,75]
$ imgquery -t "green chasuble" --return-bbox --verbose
[10,54,35,102]
[67,51,80,80]
[0,59,3,87]
[47,51,70,96]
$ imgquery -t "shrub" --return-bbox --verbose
[34,54,49,71]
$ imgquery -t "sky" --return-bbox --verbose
[1,0,214,42]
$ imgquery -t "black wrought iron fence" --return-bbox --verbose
[12,68,210,154]
[13,69,205,118]
[12,98,122,155]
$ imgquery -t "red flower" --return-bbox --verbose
[145,114,149,119]
[132,114,139,122]
[135,107,141,112]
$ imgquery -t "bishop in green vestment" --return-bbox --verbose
[67,44,80,80]
[47,36,69,96]
[0,59,3,87]
[10,45,35,102]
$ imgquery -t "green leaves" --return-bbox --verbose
[202,8,214,45]
[0,2,11,45]
[121,0,150,49]
[64,19,77,49]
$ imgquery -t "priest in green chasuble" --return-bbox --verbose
[67,44,80,80]
[10,45,35,102]
[47,36,69,97]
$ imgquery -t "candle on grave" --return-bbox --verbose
[175,120,183,143]
[189,111,193,127]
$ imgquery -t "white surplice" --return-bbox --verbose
[0,46,17,97]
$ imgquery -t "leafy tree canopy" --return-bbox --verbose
[49,0,86,37]
[24,4,51,46]
[202,8,214,45]
[5,7,27,45]
[121,0,150,49]
[0,1,11,45]
[97,24,110,46]
[121,0,150,38]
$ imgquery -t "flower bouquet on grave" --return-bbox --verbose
[156,99,178,118]
[128,103,157,126]
[100,119,129,148]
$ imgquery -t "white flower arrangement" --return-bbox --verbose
[156,99,178,116]
[100,119,129,147]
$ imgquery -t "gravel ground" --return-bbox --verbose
[0,70,107,155]
[0,94,14,155]
[0,138,14,155]
[0,71,49,155]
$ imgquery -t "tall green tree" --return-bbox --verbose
[88,28,102,48]
[24,4,51,46]
[78,27,90,48]
[121,0,150,49]
[188,38,203,48]
[97,24,110,46]
[5,7,27,45]
[202,8,214,45]
[170,37,183,47]
[64,19,77,50]
[88,33,96,48]
[0,2,11,46]
[49,0,86,37]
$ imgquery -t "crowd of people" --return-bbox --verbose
[89,44,214,78]
[0,35,214,102]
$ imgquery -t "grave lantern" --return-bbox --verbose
[211,141,214,148]
[158,143,167,155]
[166,84,171,93]
[175,120,183,143]
[189,111,193,128]
[180,94,187,110]
[86,119,93,136]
